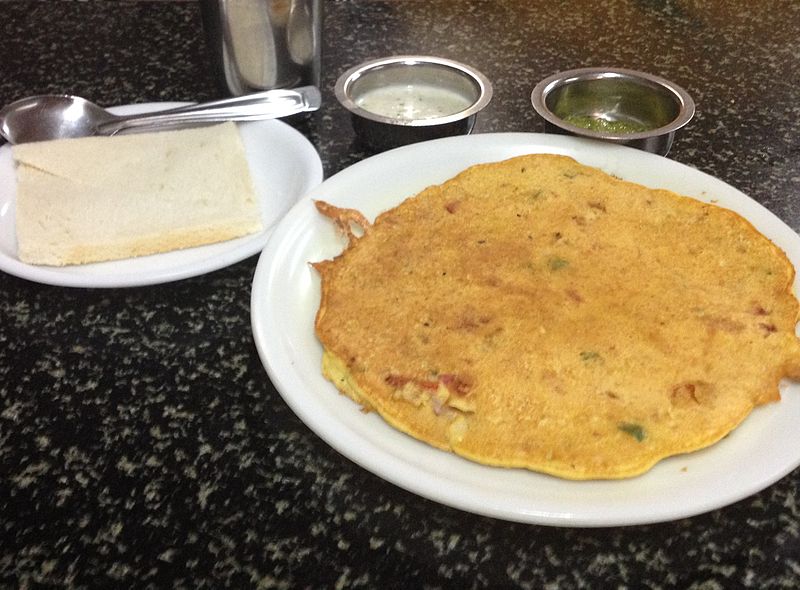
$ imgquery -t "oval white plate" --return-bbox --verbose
[251,132,800,527]
[0,103,323,287]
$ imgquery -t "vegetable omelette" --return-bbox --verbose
[312,154,800,480]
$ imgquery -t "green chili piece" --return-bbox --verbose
[618,422,646,442]
[548,257,569,271]
[580,351,602,362]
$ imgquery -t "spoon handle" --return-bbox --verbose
[96,86,321,135]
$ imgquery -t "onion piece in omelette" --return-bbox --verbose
[312,154,800,480]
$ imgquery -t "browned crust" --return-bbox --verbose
[314,200,371,245]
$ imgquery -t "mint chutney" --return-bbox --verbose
[561,113,652,134]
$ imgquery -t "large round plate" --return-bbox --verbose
[251,132,800,527]
[0,103,322,287]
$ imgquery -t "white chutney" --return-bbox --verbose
[355,84,474,120]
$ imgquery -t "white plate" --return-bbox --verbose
[251,132,800,527]
[0,103,323,287]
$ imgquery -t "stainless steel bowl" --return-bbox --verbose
[531,67,695,156]
[335,55,492,151]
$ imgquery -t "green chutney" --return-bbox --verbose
[562,114,651,134]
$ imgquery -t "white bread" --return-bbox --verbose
[12,122,263,266]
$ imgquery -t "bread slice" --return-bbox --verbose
[12,122,263,266]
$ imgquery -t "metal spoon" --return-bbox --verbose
[0,85,321,144]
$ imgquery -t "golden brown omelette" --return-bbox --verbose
[312,154,800,480]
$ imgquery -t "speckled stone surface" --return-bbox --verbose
[1,1,800,588]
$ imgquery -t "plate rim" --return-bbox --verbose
[0,102,323,288]
[251,131,800,527]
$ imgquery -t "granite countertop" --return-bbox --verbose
[2,1,800,587]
